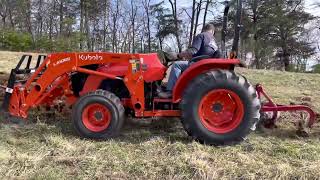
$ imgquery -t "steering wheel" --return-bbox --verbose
[157,50,179,67]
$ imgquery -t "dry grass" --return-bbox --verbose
[0,51,320,179]
[0,51,41,73]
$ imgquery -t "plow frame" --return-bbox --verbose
[256,84,316,128]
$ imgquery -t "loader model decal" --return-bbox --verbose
[53,57,71,66]
[79,54,103,61]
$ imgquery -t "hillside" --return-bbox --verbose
[0,51,320,179]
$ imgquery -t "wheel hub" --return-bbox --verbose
[212,103,223,113]
[94,111,103,121]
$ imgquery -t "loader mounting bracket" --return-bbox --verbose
[1,55,46,112]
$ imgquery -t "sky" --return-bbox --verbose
[305,0,320,16]
[304,0,320,68]
[169,0,320,16]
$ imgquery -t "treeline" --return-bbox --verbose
[0,0,319,72]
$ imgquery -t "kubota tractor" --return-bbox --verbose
[0,0,316,145]
[1,52,264,145]
[0,51,316,145]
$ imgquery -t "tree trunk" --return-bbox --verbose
[131,1,136,53]
[188,0,196,47]
[147,14,151,52]
[231,0,242,58]
[8,7,14,29]
[59,0,63,35]
[103,0,108,51]
[140,35,143,53]
[1,16,5,27]
[0,1,7,28]
[254,48,261,69]
[132,19,135,53]
[169,0,182,52]
[84,1,91,51]
[159,37,163,50]
[251,0,261,69]
[279,24,290,71]
[112,15,117,52]
[112,0,119,52]
[143,0,151,53]
[49,16,53,41]
[202,0,211,30]
[283,49,290,71]
[25,0,33,40]
[38,0,43,36]
[80,0,85,50]
[193,0,202,38]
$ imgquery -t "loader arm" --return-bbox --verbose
[4,52,140,118]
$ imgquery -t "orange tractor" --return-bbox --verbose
[0,52,316,145]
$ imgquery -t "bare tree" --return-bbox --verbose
[142,0,152,53]
[111,0,120,52]
[168,0,182,52]
[0,0,8,27]
[202,0,212,30]
[193,0,202,38]
[79,0,85,50]
[59,0,63,35]
[130,0,137,53]
[188,0,196,47]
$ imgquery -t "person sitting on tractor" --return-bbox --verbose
[158,23,220,99]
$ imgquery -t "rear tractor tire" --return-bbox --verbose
[181,70,261,145]
[72,90,125,139]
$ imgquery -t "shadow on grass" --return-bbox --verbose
[0,111,192,145]
[3,109,319,145]
[117,118,192,144]
[255,123,320,142]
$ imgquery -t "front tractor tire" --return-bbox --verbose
[72,90,125,139]
[181,70,260,145]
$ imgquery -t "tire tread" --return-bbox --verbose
[181,70,261,145]
[72,89,125,139]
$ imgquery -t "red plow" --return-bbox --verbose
[256,84,316,130]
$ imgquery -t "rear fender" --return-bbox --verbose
[172,59,241,103]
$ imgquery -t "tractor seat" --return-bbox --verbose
[189,55,212,64]
[189,50,222,64]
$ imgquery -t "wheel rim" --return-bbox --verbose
[82,103,111,132]
[198,89,245,134]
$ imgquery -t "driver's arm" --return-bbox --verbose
[178,34,203,60]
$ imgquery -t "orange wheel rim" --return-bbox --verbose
[198,89,244,134]
[82,103,111,132]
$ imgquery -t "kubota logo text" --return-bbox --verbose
[79,54,103,61]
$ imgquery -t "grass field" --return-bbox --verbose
[0,51,320,179]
